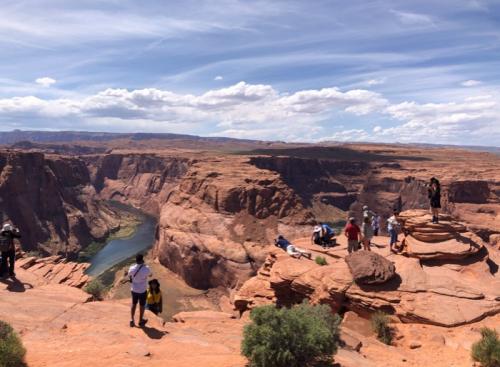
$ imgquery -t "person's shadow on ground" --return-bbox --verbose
[0,276,33,292]
[141,325,169,340]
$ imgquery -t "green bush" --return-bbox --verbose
[241,302,341,367]
[371,311,392,345]
[471,327,500,367]
[0,320,26,367]
[84,279,105,300]
[315,256,328,266]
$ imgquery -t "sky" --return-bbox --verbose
[0,0,499,146]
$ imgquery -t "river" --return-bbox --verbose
[84,203,208,320]
[85,205,157,277]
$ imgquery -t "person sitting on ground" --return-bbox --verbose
[428,177,441,223]
[387,210,401,253]
[344,217,361,254]
[372,214,381,236]
[361,216,374,251]
[128,253,152,327]
[146,279,163,316]
[311,223,336,248]
[275,235,311,259]
[0,222,21,278]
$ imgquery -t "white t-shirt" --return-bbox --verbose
[128,263,151,294]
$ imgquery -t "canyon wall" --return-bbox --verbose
[0,151,121,256]
[2,145,498,292]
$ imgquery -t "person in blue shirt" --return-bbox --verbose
[275,235,311,259]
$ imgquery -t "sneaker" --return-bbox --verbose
[129,320,135,327]
[139,319,148,327]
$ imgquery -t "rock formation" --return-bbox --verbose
[399,210,484,260]
[16,255,91,288]
[0,151,122,255]
[234,212,500,326]
[345,251,396,285]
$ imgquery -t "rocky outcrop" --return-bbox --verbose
[16,255,91,288]
[399,210,485,260]
[234,233,500,327]
[0,151,121,255]
[345,251,396,285]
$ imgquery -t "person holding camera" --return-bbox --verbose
[0,222,21,278]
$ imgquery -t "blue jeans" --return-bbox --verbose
[389,229,398,246]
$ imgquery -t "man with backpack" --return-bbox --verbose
[0,223,21,278]
[128,253,151,327]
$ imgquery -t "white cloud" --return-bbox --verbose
[390,10,435,27]
[366,78,386,86]
[214,75,223,81]
[35,77,56,87]
[0,81,499,145]
[461,79,482,87]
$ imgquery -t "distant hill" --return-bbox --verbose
[0,130,260,145]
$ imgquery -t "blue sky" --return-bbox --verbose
[0,0,499,146]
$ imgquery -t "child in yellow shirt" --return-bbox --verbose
[146,279,162,315]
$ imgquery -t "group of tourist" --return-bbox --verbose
[275,176,442,258]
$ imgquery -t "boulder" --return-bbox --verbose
[345,251,396,285]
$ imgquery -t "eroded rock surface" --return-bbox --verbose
[399,210,485,260]
[234,229,500,326]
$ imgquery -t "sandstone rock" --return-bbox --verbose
[345,251,396,285]
[399,210,485,260]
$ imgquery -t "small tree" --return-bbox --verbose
[0,320,26,367]
[84,279,105,300]
[471,327,500,367]
[241,302,341,367]
[371,311,393,345]
[315,256,328,266]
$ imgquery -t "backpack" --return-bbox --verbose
[0,233,11,252]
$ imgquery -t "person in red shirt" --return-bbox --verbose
[344,217,361,253]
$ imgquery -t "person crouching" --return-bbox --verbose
[146,279,163,316]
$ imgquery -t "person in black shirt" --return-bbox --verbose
[428,177,441,223]
[0,223,21,278]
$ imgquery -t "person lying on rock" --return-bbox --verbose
[275,235,312,259]
[128,253,152,327]
[344,217,361,254]
[0,222,21,278]
[311,222,336,248]
[427,177,441,223]
[146,279,163,316]
[361,216,373,251]
[387,210,401,253]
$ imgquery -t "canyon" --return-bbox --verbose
[1,134,499,366]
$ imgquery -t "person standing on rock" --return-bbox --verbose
[362,205,376,221]
[128,253,151,327]
[387,210,400,253]
[344,217,361,253]
[0,223,21,278]
[361,216,373,251]
[428,177,441,223]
